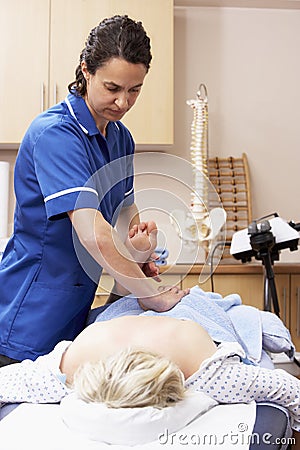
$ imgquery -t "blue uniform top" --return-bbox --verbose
[0,93,135,361]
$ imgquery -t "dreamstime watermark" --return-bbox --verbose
[158,423,295,446]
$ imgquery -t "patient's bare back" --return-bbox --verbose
[60,315,217,383]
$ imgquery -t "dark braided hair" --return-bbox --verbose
[68,15,152,96]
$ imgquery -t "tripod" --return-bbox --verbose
[250,229,300,368]
[261,249,280,316]
[249,221,280,315]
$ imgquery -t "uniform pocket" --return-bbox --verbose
[9,282,91,354]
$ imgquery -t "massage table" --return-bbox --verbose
[0,289,295,449]
[0,400,293,450]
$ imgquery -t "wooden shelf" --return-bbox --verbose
[174,0,300,9]
[0,144,19,151]
[160,262,300,275]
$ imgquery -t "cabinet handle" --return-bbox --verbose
[40,83,45,112]
[282,286,286,324]
[297,287,300,337]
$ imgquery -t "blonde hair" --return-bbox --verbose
[73,348,186,409]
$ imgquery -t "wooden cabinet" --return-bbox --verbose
[93,274,115,308]
[0,0,50,142]
[275,274,290,327]
[50,0,173,145]
[290,275,300,351]
[0,0,173,144]
[182,273,265,308]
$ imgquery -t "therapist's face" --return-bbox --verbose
[81,57,147,135]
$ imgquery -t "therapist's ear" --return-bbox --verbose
[81,61,90,81]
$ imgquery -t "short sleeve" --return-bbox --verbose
[33,123,99,220]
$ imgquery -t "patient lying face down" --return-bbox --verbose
[1,224,300,432]
[61,315,217,406]
[61,222,213,405]
[60,225,300,431]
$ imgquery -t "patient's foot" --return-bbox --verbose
[125,221,158,265]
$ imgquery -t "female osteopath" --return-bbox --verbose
[0,15,187,366]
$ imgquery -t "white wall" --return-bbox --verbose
[1,5,300,263]
[173,5,300,261]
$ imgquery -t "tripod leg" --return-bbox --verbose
[262,253,280,316]
[264,276,271,311]
[269,277,280,316]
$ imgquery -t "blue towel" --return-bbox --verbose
[227,304,262,363]
[95,286,253,361]
[95,285,295,364]
[260,310,295,358]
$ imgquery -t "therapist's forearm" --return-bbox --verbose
[69,209,158,299]
[115,203,140,242]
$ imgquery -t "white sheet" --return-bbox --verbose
[0,401,256,450]
[60,391,218,445]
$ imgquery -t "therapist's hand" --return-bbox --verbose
[141,257,161,282]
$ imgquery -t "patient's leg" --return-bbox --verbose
[105,222,158,303]
[125,221,158,265]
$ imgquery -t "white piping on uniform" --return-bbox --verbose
[124,187,134,196]
[65,97,89,135]
[44,187,98,203]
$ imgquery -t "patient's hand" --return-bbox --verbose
[139,286,190,312]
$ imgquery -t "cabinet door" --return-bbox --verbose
[182,273,265,308]
[93,274,115,307]
[49,0,174,145]
[290,275,300,351]
[0,0,50,142]
[274,274,290,327]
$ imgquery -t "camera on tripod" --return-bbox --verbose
[230,213,300,264]
[230,212,300,316]
[230,213,300,366]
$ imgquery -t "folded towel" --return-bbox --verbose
[94,285,295,365]
[96,286,249,358]
[227,304,262,363]
[260,310,295,358]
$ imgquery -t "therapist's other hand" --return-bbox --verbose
[141,257,161,282]
[139,286,190,312]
